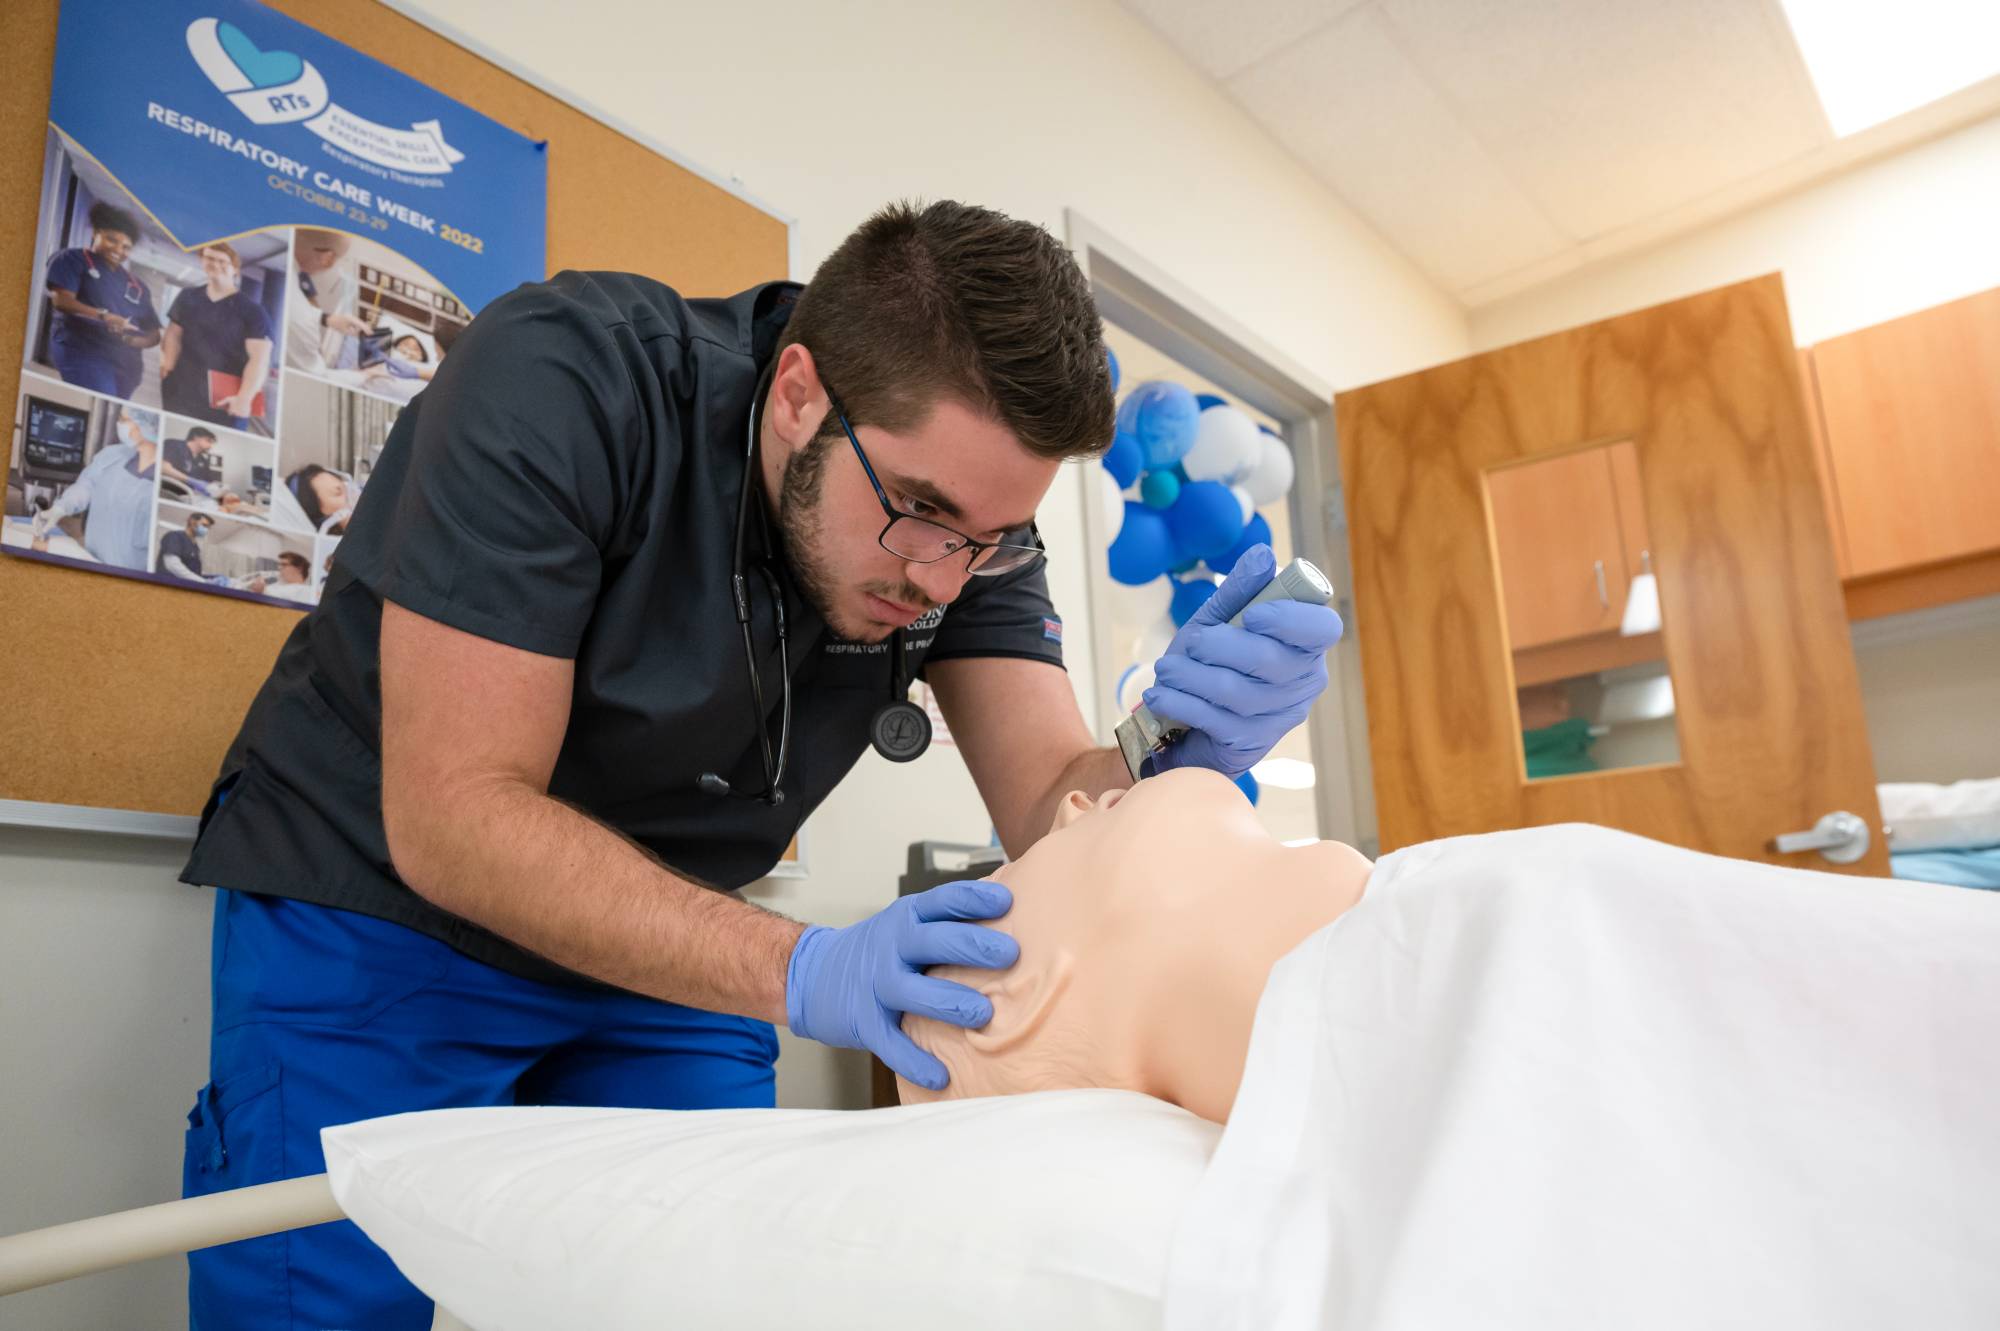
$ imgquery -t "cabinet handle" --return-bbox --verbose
[1593,559,1608,610]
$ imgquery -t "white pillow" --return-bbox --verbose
[1880,778,2000,851]
[323,1090,1218,1331]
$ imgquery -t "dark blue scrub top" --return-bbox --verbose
[182,273,1068,987]
[162,286,271,416]
[159,528,204,576]
[45,247,160,379]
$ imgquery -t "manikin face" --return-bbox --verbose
[309,471,350,518]
[762,346,1059,643]
[899,767,1373,1123]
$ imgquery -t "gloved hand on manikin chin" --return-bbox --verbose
[786,879,1019,1090]
[1142,544,1344,778]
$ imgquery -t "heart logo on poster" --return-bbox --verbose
[215,22,305,90]
[183,16,465,173]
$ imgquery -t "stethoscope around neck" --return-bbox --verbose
[697,379,931,806]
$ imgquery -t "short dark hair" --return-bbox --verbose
[777,201,1113,462]
[277,551,309,573]
[87,201,140,243]
[186,427,217,442]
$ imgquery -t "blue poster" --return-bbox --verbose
[6,0,547,610]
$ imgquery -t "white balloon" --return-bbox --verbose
[1096,465,1126,542]
[1123,574,1174,624]
[1116,661,1155,715]
[1180,405,1261,482]
[1229,484,1255,523]
[1242,435,1296,506]
[1133,611,1177,666]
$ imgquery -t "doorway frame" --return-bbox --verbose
[1063,210,1377,851]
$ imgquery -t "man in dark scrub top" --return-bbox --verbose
[178,200,1344,1329]
[159,241,272,430]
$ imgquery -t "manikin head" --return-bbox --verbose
[898,767,1373,1124]
[756,200,1114,643]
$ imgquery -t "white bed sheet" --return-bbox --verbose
[1166,824,2000,1330]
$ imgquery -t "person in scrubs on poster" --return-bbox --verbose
[161,242,273,430]
[43,201,162,398]
[29,405,161,570]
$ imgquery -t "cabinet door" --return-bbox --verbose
[1812,286,2000,577]
[1485,447,1628,650]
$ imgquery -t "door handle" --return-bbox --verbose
[1770,810,1871,865]
[1593,559,1608,610]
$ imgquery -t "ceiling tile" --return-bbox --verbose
[1378,0,1830,239]
[1226,7,1573,292]
[1120,0,1370,81]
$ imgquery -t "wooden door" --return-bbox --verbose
[1336,274,1889,874]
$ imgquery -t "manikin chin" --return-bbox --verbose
[899,767,1373,1124]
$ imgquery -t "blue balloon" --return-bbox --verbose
[1115,381,1200,471]
[1169,556,1201,575]
[1108,503,1174,585]
[1169,576,1218,627]
[1214,512,1273,575]
[1165,479,1247,563]
[1103,433,1142,489]
[1257,423,1280,437]
[1139,469,1181,509]
[1195,392,1228,412]
[1106,345,1121,394]
[1233,770,1260,805]
[1172,462,1190,484]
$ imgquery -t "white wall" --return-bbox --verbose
[1469,112,2000,351]
[3,6,1467,1324]
[0,831,212,1329]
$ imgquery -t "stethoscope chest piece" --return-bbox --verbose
[870,697,931,763]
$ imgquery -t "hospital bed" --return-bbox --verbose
[1883,778,2000,889]
[0,1180,474,1331]
[4,824,1997,1330]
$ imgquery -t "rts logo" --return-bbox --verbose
[184,17,465,175]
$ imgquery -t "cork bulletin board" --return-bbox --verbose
[0,0,790,818]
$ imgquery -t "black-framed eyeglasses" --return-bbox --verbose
[824,387,1045,577]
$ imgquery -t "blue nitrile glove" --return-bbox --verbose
[1143,544,1345,778]
[786,879,1019,1090]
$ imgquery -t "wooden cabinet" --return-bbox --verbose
[1486,440,1652,652]
[1809,287,2000,580]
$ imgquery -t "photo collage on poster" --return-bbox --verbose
[5,126,468,611]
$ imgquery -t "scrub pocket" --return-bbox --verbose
[184,1060,286,1320]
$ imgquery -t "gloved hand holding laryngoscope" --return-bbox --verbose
[1119,546,1342,781]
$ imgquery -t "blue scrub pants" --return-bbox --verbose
[49,344,139,399]
[182,889,779,1330]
